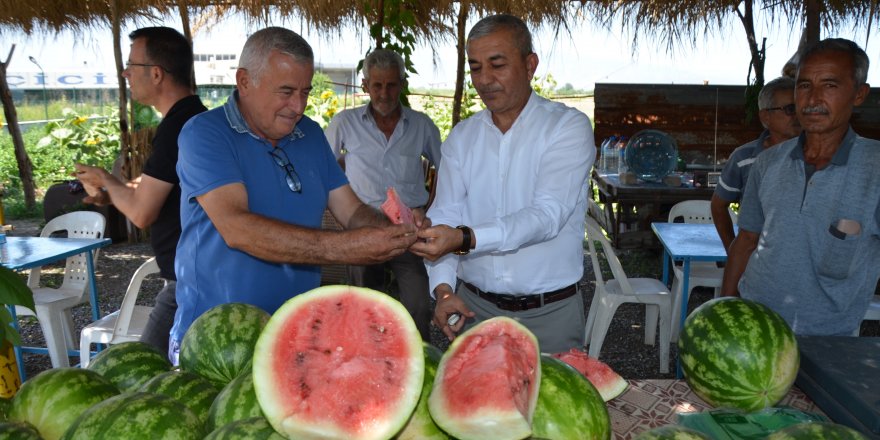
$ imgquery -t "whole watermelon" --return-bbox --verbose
[180,303,270,387]
[9,368,119,440]
[0,421,43,439]
[204,416,285,440]
[678,297,799,411]
[765,422,867,440]
[87,341,171,392]
[138,370,220,426]
[532,355,611,440]
[206,366,262,432]
[634,425,712,439]
[61,392,203,440]
[397,343,449,440]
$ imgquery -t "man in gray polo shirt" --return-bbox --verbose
[711,76,800,252]
[722,38,880,336]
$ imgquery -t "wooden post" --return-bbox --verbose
[0,45,36,211]
[451,1,468,127]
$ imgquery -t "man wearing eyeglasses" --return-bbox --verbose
[325,49,441,341]
[75,27,207,357]
[710,76,800,252]
[170,27,417,361]
[723,38,880,336]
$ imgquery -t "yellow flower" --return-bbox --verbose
[73,116,88,125]
[325,108,337,119]
[86,139,97,145]
[320,90,334,100]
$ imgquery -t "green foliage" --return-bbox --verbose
[33,108,119,176]
[419,79,482,141]
[531,74,558,98]
[305,72,342,129]
[0,267,36,346]
[360,0,420,107]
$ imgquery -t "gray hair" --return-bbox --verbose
[799,38,869,86]
[363,49,406,82]
[758,76,796,110]
[466,14,534,57]
[238,27,314,84]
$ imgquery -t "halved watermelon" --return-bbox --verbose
[428,317,540,440]
[380,187,414,225]
[252,285,424,440]
[551,348,627,401]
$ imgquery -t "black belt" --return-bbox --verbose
[463,282,578,312]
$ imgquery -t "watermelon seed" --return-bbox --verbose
[296,352,305,364]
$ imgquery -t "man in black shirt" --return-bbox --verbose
[76,27,207,357]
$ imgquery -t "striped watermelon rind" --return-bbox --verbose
[0,421,44,439]
[397,343,449,440]
[765,422,868,440]
[253,285,424,440]
[206,365,263,432]
[60,392,204,440]
[138,370,220,426]
[428,316,541,440]
[634,425,713,439]
[180,303,270,387]
[679,297,799,412]
[532,355,611,440]
[204,416,286,440]
[87,341,171,392]
[9,368,119,440]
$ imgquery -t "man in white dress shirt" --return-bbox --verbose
[411,14,595,353]
[325,49,441,341]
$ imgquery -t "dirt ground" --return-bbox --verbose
[6,216,878,381]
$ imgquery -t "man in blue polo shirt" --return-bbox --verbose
[722,38,880,336]
[710,76,800,252]
[171,27,418,361]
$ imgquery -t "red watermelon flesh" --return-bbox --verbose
[380,187,414,225]
[551,348,627,402]
[252,285,424,440]
[428,317,540,440]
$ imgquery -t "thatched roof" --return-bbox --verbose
[0,1,578,39]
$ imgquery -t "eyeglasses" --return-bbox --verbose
[125,62,170,72]
[268,148,302,193]
[765,103,796,116]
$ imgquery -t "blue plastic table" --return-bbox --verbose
[651,222,728,377]
[1,236,111,379]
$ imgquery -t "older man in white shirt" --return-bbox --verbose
[325,49,441,341]
[412,14,595,353]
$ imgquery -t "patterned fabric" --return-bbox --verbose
[608,380,824,439]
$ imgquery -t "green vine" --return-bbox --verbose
[360,0,420,107]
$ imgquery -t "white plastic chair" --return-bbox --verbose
[584,217,672,373]
[79,257,158,367]
[667,200,727,342]
[16,211,106,368]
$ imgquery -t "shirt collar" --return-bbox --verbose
[789,127,857,165]
[478,90,539,131]
[359,102,409,124]
[223,90,305,141]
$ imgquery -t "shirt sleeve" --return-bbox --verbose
[423,119,442,169]
[714,147,746,202]
[425,131,468,294]
[177,115,243,202]
[736,153,765,234]
[324,112,345,160]
[473,110,594,253]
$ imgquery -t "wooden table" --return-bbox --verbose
[1,236,111,378]
[608,379,825,439]
[592,172,714,249]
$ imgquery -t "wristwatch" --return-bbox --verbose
[454,225,472,255]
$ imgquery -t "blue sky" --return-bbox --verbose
[6,9,879,90]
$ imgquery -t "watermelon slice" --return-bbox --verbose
[380,187,414,225]
[551,348,627,402]
[428,317,540,440]
[252,285,424,440]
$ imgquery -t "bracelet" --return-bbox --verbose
[454,225,471,255]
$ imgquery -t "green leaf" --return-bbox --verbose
[0,267,35,312]
[0,308,21,347]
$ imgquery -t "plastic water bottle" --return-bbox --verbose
[617,136,629,175]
